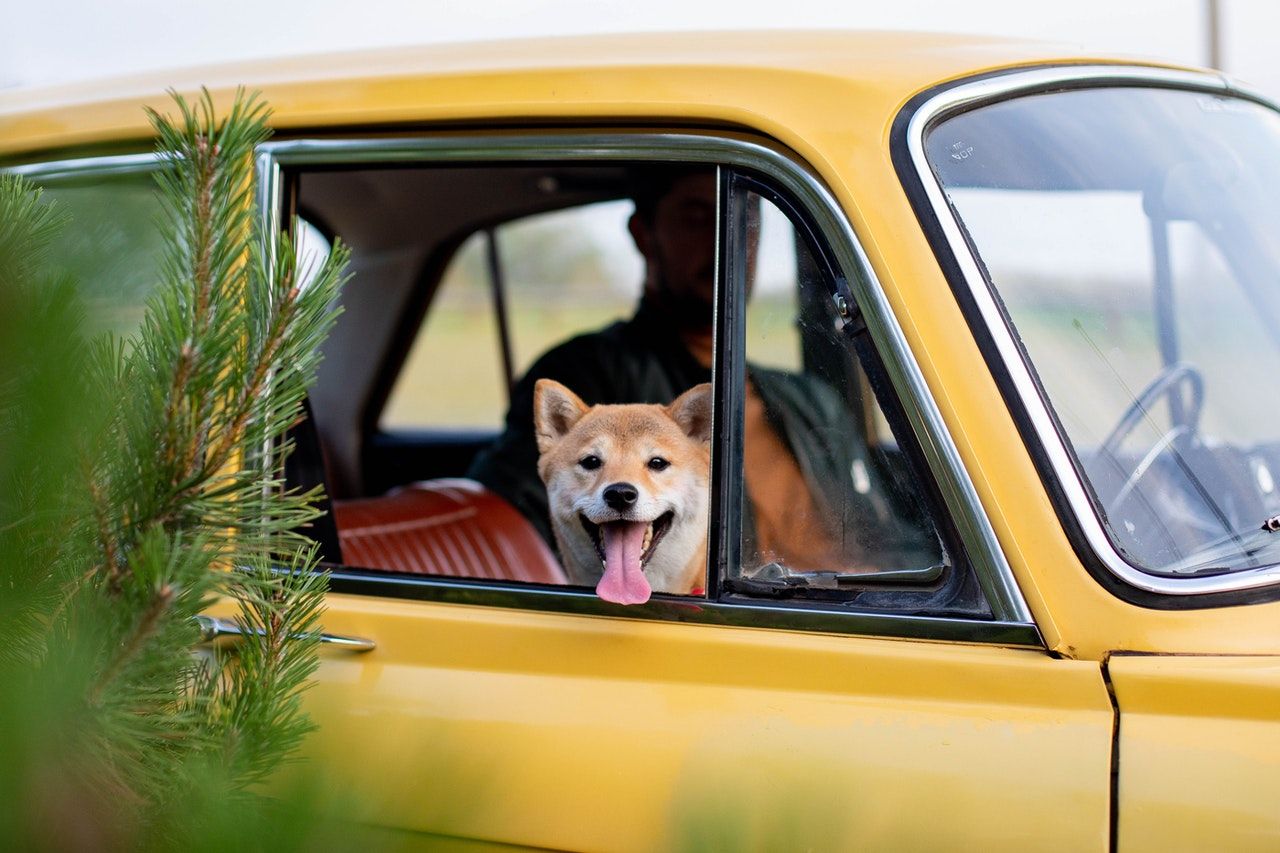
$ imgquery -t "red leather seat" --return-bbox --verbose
[332,478,567,584]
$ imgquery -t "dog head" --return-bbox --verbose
[534,379,712,605]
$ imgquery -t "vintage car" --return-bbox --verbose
[5,30,1280,850]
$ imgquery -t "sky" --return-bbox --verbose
[3,1,1280,100]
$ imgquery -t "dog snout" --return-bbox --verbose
[602,482,639,511]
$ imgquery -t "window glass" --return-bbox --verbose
[1170,221,1280,445]
[929,87,1280,578]
[39,170,167,337]
[743,202,802,372]
[943,188,1161,446]
[733,189,954,605]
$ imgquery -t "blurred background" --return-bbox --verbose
[2,0,1278,99]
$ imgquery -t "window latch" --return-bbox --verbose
[833,277,867,336]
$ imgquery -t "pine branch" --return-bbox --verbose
[83,456,123,589]
[89,582,174,706]
[202,271,297,479]
[0,89,348,842]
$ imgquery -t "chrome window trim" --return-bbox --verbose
[257,131,1036,642]
[906,64,1280,597]
[327,568,1041,647]
[8,152,166,182]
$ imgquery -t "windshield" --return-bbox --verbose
[926,85,1280,579]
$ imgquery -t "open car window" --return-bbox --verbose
[290,156,988,621]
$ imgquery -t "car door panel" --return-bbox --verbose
[305,592,1113,851]
[1108,654,1280,852]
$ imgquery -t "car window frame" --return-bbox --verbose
[719,168,986,606]
[896,64,1280,608]
[252,130,1038,644]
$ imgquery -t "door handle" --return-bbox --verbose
[195,615,376,652]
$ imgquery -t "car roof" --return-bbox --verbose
[0,29,1180,160]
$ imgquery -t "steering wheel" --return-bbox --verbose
[1095,362,1205,516]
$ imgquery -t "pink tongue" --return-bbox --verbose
[596,521,651,605]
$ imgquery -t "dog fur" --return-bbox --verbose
[533,379,712,604]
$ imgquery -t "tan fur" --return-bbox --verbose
[534,380,712,596]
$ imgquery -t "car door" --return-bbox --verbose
[258,134,1117,851]
[1108,655,1280,851]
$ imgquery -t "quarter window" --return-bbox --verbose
[725,180,966,612]
[35,168,167,337]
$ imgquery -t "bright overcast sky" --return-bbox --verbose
[3,0,1280,100]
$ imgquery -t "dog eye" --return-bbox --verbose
[579,455,602,470]
[647,457,670,471]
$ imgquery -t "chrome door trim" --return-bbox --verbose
[905,64,1280,597]
[257,130,1036,639]
[327,568,1041,647]
[7,152,164,182]
[196,614,376,652]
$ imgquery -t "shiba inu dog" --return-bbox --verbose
[534,379,712,605]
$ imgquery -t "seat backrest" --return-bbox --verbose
[332,478,567,584]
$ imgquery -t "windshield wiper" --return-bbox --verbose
[1159,517,1280,575]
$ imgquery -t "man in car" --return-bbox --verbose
[468,166,935,577]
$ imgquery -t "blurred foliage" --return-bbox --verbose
[0,88,349,850]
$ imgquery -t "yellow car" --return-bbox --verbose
[5,31,1280,851]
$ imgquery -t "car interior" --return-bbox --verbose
[293,164,640,583]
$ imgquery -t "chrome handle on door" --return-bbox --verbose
[195,615,376,652]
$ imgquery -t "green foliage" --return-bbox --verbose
[0,90,349,848]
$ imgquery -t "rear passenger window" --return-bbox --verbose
[25,163,329,342]
[34,168,167,337]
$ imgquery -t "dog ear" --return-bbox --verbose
[534,379,589,453]
[668,382,713,445]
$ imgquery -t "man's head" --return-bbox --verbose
[628,166,761,336]
[628,167,718,331]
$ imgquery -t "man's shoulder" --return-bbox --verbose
[533,319,631,364]
[524,313,679,382]
[509,317,658,407]
[516,312,705,409]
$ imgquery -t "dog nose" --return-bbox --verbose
[602,482,639,511]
